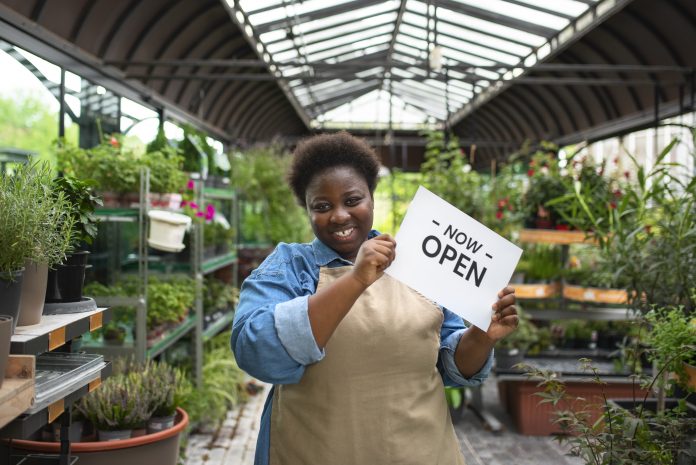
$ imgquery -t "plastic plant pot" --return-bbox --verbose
[0,269,24,334]
[147,210,191,253]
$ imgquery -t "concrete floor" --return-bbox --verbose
[183,374,583,465]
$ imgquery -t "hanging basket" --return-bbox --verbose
[147,210,191,252]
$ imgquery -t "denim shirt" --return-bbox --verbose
[231,231,494,465]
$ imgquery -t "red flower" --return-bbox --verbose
[497,199,506,208]
[109,136,119,148]
[495,211,503,220]
[180,200,189,208]
[613,157,619,165]
[527,169,535,177]
[613,189,622,198]
[610,202,617,209]
[624,171,630,179]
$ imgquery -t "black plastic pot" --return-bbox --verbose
[64,250,90,266]
[0,269,24,334]
[45,264,89,303]
[0,315,12,388]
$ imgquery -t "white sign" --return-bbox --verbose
[386,186,523,330]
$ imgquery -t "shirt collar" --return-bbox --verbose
[311,229,380,267]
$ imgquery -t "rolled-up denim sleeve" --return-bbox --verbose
[232,246,322,385]
[438,307,494,387]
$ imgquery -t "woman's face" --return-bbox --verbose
[305,165,374,261]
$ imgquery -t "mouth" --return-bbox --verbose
[332,227,355,241]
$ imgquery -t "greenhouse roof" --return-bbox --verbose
[0,0,694,164]
[234,0,601,130]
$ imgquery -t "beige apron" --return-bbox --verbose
[270,266,465,465]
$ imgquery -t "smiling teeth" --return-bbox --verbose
[335,228,353,237]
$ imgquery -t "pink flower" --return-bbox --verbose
[187,179,194,190]
[196,211,204,217]
[189,202,199,210]
[205,204,215,220]
[180,200,189,208]
[495,211,503,220]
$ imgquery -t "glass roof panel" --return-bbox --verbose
[234,0,600,129]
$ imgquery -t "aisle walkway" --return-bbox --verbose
[183,375,582,465]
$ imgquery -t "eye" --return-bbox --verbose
[313,202,330,212]
[345,197,361,206]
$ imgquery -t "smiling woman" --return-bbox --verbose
[231,131,518,465]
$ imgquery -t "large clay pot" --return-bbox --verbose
[0,269,24,334]
[17,261,48,326]
[6,408,189,465]
[0,315,12,389]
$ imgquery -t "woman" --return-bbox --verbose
[232,132,518,465]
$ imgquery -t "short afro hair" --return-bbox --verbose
[288,131,381,207]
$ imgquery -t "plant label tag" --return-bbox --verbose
[386,186,523,330]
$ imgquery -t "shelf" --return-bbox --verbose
[92,296,142,308]
[563,284,628,304]
[527,307,638,321]
[202,311,235,342]
[0,356,35,430]
[147,316,196,358]
[0,362,111,439]
[202,252,238,274]
[203,187,235,200]
[95,207,139,223]
[519,229,596,245]
[11,308,111,356]
[513,283,560,299]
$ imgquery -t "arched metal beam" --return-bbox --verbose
[223,82,278,137]
[516,84,563,138]
[562,50,619,121]
[237,89,290,139]
[172,21,236,102]
[97,0,140,58]
[69,0,97,42]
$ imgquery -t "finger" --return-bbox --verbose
[492,293,516,311]
[497,286,515,299]
[498,314,519,327]
[493,306,517,320]
[374,233,395,245]
[371,238,397,252]
[370,243,395,260]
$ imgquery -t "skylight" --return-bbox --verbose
[233,0,599,129]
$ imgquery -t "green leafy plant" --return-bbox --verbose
[143,147,187,194]
[515,244,562,282]
[182,331,248,429]
[230,146,311,245]
[52,175,103,247]
[419,130,485,220]
[561,128,696,312]
[645,307,696,395]
[0,161,76,274]
[522,358,694,465]
[147,277,195,326]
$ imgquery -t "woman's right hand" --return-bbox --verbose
[350,234,396,287]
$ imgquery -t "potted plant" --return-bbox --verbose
[45,175,102,304]
[11,359,191,465]
[0,162,76,328]
[78,373,152,440]
[143,362,191,433]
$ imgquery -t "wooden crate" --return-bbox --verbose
[0,355,35,429]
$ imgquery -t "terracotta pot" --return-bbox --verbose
[17,261,48,326]
[6,408,188,465]
[684,362,696,390]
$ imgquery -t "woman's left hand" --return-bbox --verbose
[486,286,518,343]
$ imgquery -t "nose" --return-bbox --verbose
[330,206,350,224]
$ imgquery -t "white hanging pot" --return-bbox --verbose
[147,210,191,252]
